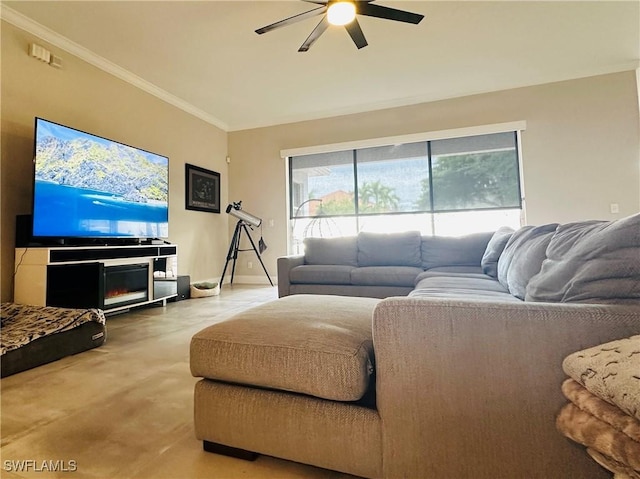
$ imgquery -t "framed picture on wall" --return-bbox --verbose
[185,163,220,213]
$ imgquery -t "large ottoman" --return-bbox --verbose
[190,294,382,478]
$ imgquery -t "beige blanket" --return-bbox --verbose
[557,378,640,476]
[562,335,640,421]
[587,448,640,479]
[557,402,640,472]
[562,379,640,442]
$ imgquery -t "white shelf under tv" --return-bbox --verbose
[14,244,178,313]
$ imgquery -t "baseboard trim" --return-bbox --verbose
[227,275,277,285]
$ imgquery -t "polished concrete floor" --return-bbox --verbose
[1,285,360,479]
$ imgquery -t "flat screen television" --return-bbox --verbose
[32,117,169,242]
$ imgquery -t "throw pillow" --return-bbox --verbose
[525,213,640,304]
[304,236,358,266]
[481,226,515,278]
[357,231,422,267]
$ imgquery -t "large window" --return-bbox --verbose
[289,130,522,252]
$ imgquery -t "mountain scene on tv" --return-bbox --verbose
[33,120,169,238]
[35,136,167,204]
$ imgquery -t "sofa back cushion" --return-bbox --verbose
[506,228,557,299]
[304,236,358,266]
[421,232,493,270]
[357,231,422,267]
[481,227,515,278]
[525,213,640,304]
[497,224,558,293]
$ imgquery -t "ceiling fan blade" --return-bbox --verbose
[255,6,326,35]
[301,0,328,4]
[345,18,368,49]
[298,16,330,52]
[357,3,424,24]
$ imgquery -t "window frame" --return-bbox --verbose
[284,122,526,250]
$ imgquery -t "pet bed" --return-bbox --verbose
[1,302,106,378]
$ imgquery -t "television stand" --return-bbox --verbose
[14,244,178,313]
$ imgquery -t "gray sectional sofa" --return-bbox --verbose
[193,213,640,478]
[278,230,495,298]
[278,215,639,305]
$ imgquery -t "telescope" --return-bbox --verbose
[226,201,262,228]
[220,201,273,289]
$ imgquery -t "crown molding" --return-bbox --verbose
[1,5,229,131]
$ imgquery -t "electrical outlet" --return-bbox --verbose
[610,203,619,214]
[247,261,253,269]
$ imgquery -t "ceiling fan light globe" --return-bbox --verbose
[327,2,356,26]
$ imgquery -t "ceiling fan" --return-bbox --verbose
[255,0,424,52]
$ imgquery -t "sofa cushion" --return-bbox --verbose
[290,265,355,285]
[526,213,640,304]
[506,229,557,300]
[497,224,558,291]
[414,275,511,293]
[410,276,519,301]
[414,269,496,285]
[481,227,515,278]
[357,231,422,267]
[190,295,379,401]
[408,289,522,301]
[424,266,485,275]
[421,232,493,270]
[304,236,358,266]
[351,266,423,287]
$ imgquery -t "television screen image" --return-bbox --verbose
[32,118,169,239]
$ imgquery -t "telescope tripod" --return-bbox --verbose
[220,220,273,289]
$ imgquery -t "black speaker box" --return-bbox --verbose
[176,275,191,301]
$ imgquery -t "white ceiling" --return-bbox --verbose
[3,1,639,131]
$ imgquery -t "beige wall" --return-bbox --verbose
[3,19,638,297]
[228,71,640,281]
[1,21,229,302]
